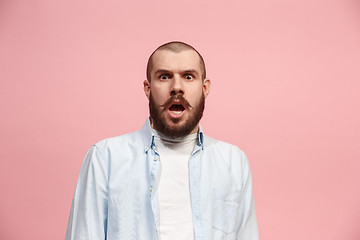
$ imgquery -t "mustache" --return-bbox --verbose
[160,94,192,110]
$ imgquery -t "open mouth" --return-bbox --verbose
[168,103,185,117]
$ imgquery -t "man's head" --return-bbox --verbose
[146,41,207,82]
[144,41,211,138]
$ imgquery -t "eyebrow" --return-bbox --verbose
[154,69,172,76]
[154,69,200,76]
[182,69,199,75]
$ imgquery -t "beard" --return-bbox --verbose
[149,93,205,138]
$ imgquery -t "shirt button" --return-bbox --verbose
[154,156,158,161]
[149,187,152,192]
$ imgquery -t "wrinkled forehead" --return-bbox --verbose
[150,49,202,74]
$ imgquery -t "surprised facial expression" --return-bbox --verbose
[144,49,211,138]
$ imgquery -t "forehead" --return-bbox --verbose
[151,50,201,73]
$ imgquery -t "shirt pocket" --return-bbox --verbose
[213,228,237,240]
[212,189,243,238]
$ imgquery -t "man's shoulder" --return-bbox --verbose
[93,129,144,150]
[202,135,251,179]
[203,134,245,155]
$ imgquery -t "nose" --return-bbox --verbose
[170,75,184,96]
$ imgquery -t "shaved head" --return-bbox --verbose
[146,41,206,81]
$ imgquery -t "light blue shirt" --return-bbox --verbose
[66,119,259,240]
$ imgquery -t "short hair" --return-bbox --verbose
[146,41,206,81]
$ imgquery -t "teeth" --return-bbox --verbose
[171,111,182,115]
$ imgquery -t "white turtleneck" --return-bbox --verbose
[153,130,197,240]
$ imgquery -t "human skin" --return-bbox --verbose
[143,49,211,135]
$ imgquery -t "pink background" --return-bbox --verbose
[1,0,359,239]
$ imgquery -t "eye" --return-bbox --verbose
[184,74,194,80]
[159,74,171,80]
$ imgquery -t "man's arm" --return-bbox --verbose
[65,145,109,240]
[237,152,259,240]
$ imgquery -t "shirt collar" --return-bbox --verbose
[141,118,204,152]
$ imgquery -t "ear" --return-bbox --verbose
[203,78,211,98]
[143,79,151,99]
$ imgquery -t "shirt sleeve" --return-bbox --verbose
[65,145,109,240]
[237,152,259,240]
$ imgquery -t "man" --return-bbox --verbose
[66,41,259,240]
